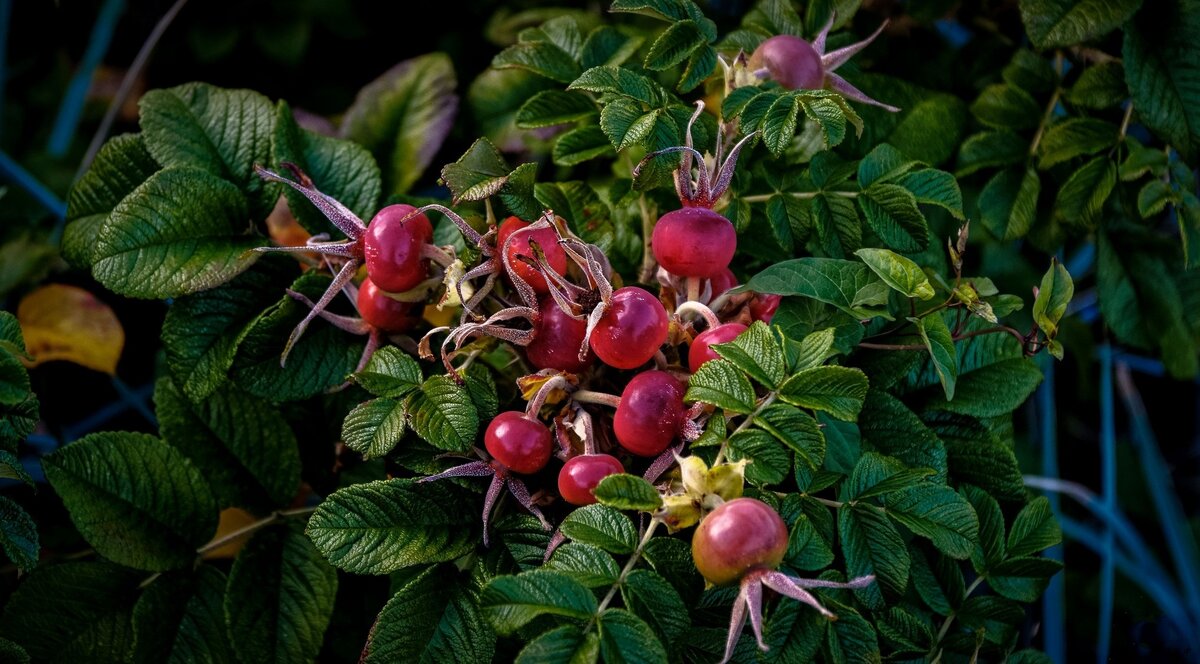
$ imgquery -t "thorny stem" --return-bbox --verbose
[740,190,858,204]
[810,496,844,508]
[1028,51,1065,158]
[858,325,1028,351]
[676,300,721,329]
[638,193,658,283]
[930,575,987,662]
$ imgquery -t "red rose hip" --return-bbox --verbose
[652,207,737,278]
[613,370,684,457]
[689,323,747,370]
[526,297,593,373]
[363,204,434,293]
[484,411,552,474]
[558,454,625,506]
[497,217,568,293]
[691,497,789,586]
[590,287,669,370]
[357,278,423,333]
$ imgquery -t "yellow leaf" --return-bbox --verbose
[18,284,124,374]
[201,508,258,560]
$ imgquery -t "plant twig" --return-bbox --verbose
[740,190,857,204]
[1028,51,1064,158]
[857,325,1026,351]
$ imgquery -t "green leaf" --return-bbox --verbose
[956,130,1027,177]
[728,429,791,485]
[859,390,948,482]
[855,248,934,300]
[600,100,659,152]
[0,562,141,663]
[811,193,863,258]
[778,366,869,421]
[610,0,717,39]
[859,183,930,253]
[710,321,786,389]
[92,168,259,298]
[786,513,835,571]
[582,25,644,69]
[678,45,718,93]
[1124,0,1200,163]
[643,19,707,71]
[598,609,668,664]
[765,194,803,252]
[594,474,663,512]
[1120,138,1169,180]
[762,94,802,157]
[1033,259,1074,338]
[63,133,159,269]
[756,403,825,471]
[0,450,32,486]
[839,504,909,610]
[362,565,495,663]
[546,543,621,588]
[1054,156,1116,230]
[876,606,933,654]
[138,83,276,216]
[846,453,935,500]
[1020,0,1143,50]
[225,523,338,664]
[1007,496,1063,558]
[342,54,458,195]
[792,328,837,372]
[910,548,964,615]
[886,95,969,167]
[641,537,701,598]
[915,314,958,400]
[273,100,380,235]
[1037,118,1118,168]
[405,375,480,453]
[897,168,965,220]
[979,166,1040,240]
[155,377,301,509]
[0,395,38,454]
[0,497,37,572]
[885,484,980,559]
[989,556,1063,602]
[516,625,599,664]
[925,358,1043,418]
[969,84,1040,130]
[568,66,664,106]
[306,479,478,574]
[685,359,757,414]
[131,566,235,664]
[554,127,617,166]
[822,598,880,663]
[494,36,583,84]
[1138,180,1177,218]
[481,571,597,635]
[517,90,597,128]
[621,569,689,646]
[352,346,424,397]
[42,432,218,571]
[961,485,1006,574]
[230,272,364,400]
[934,420,1026,502]
[160,255,295,403]
[858,143,919,188]
[1003,49,1058,95]
[739,258,890,319]
[440,138,514,203]
[560,504,638,554]
[1067,61,1128,109]
[342,398,408,459]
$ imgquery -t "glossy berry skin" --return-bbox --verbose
[526,297,593,373]
[750,294,782,323]
[748,35,824,90]
[689,323,747,371]
[363,204,434,293]
[484,411,553,475]
[497,217,568,293]
[613,370,684,457]
[709,268,738,299]
[357,279,423,333]
[692,497,789,586]
[558,454,625,506]
[590,287,669,369]
[652,207,737,278]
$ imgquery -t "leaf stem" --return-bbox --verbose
[593,518,661,617]
[196,506,317,557]
[1028,51,1064,158]
[740,190,857,204]
[573,389,622,409]
[714,392,777,465]
[858,325,1025,351]
[637,193,658,282]
[931,575,987,662]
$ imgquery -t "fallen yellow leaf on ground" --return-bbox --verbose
[17,284,124,374]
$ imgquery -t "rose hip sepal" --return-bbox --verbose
[690,497,876,663]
